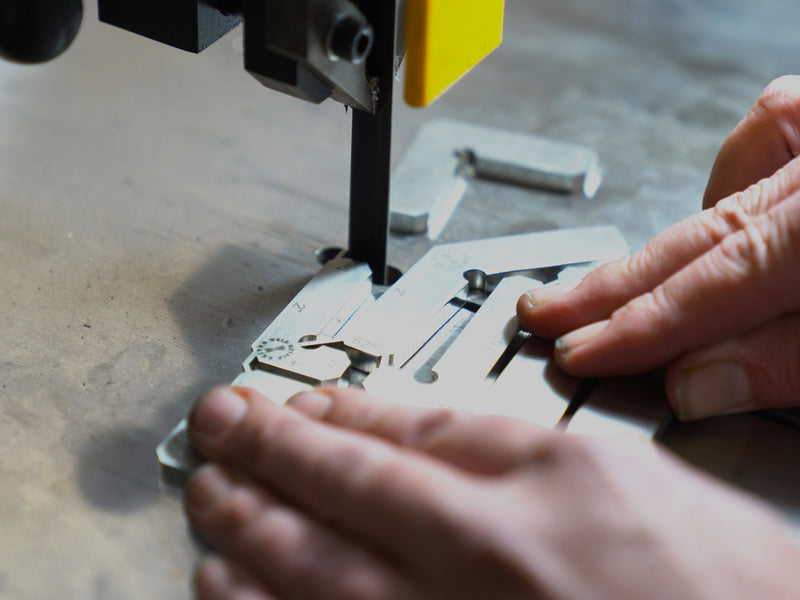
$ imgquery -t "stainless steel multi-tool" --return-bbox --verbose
[158,224,673,485]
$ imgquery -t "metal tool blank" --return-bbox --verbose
[157,225,675,483]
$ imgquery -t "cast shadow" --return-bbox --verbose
[75,244,314,513]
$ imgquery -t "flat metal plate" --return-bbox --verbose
[157,225,646,480]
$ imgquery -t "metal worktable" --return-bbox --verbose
[2,1,800,597]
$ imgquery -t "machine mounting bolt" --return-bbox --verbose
[327,15,373,64]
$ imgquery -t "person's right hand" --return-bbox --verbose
[184,385,800,600]
[517,76,800,421]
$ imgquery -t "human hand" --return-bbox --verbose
[184,385,800,600]
[517,76,800,421]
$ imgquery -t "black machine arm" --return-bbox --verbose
[96,0,399,283]
[0,0,397,283]
[97,0,386,114]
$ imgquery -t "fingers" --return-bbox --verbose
[195,556,277,600]
[704,75,800,209]
[518,157,800,340]
[549,190,800,376]
[285,386,556,475]
[666,312,800,420]
[520,77,800,341]
[186,464,412,600]
[188,386,475,567]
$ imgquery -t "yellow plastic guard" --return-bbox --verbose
[404,0,505,108]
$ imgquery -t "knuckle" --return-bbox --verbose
[521,434,623,497]
[361,453,420,499]
[621,242,676,289]
[758,76,800,112]
[697,187,784,250]
[617,252,640,281]
[405,408,462,449]
[716,218,774,276]
[754,76,800,154]
[549,433,598,465]
[248,506,306,558]
[582,255,632,295]
[616,284,679,330]
[235,407,304,465]
[647,284,680,319]
[308,444,372,497]
[706,193,759,236]
[696,201,796,299]
[570,255,635,305]
[304,442,406,519]
[524,430,597,468]
[249,512,396,600]
[215,486,264,535]
[245,508,363,598]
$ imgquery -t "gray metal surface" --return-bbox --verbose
[4,1,800,598]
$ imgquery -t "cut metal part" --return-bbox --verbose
[244,0,378,113]
[158,225,676,483]
[390,119,602,238]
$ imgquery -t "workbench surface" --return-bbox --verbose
[3,1,800,597]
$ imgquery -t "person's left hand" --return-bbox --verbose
[183,385,800,600]
[515,77,800,421]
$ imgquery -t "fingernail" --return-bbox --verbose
[286,391,332,418]
[186,464,233,517]
[190,386,248,444]
[555,320,609,354]
[673,361,752,421]
[522,280,580,310]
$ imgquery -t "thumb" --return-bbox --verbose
[665,313,800,421]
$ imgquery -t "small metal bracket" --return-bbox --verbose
[390,120,602,238]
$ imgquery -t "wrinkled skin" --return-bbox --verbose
[184,385,800,600]
[183,79,800,599]
[518,76,800,420]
